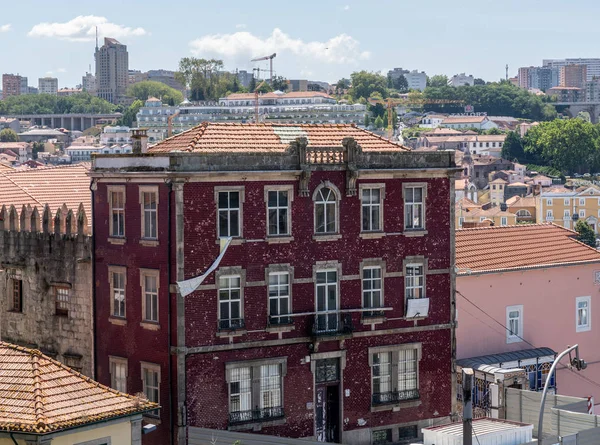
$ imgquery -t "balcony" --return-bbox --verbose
[311,313,354,337]
[218,318,245,331]
[268,315,293,326]
[229,406,285,425]
[372,389,420,406]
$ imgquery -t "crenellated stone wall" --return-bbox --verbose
[0,203,94,376]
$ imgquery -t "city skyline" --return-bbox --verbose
[2,0,600,88]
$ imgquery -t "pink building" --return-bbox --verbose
[456,224,600,406]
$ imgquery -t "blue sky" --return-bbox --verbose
[2,0,600,88]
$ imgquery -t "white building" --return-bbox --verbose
[82,72,96,94]
[65,144,132,162]
[450,73,474,87]
[387,68,427,91]
[420,114,447,128]
[100,126,132,145]
[440,115,498,131]
[38,77,58,95]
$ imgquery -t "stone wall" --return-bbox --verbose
[0,203,93,376]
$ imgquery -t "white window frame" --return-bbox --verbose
[404,258,426,302]
[580,209,586,218]
[506,305,523,344]
[580,198,585,206]
[313,182,340,235]
[108,185,125,238]
[500,216,508,226]
[565,198,571,206]
[215,186,245,238]
[546,210,553,218]
[108,266,126,319]
[362,264,384,317]
[546,198,552,206]
[141,269,159,324]
[403,183,427,231]
[360,184,385,232]
[109,356,128,393]
[565,209,571,218]
[217,269,245,330]
[315,268,339,332]
[576,296,591,333]
[458,217,464,227]
[139,186,158,240]
[265,186,293,237]
[267,270,291,326]
[141,362,160,417]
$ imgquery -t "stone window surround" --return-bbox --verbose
[360,258,386,324]
[359,183,386,234]
[506,304,523,344]
[368,342,423,412]
[312,261,342,316]
[216,266,247,337]
[312,181,342,239]
[264,185,294,241]
[107,185,126,242]
[402,256,428,314]
[576,296,591,333]
[52,282,71,317]
[265,264,295,333]
[214,186,245,242]
[140,361,161,418]
[108,265,127,325]
[138,185,159,246]
[140,268,160,330]
[6,268,23,313]
[402,182,428,235]
[109,355,128,393]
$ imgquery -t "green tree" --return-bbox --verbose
[349,71,388,101]
[388,74,408,93]
[0,93,115,115]
[271,76,288,92]
[427,74,449,88]
[474,78,486,85]
[0,128,18,142]
[127,81,184,105]
[175,57,228,101]
[308,83,324,92]
[248,76,257,92]
[117,100,144,128]
[501,131,526,161]
[575,220,597,247]
[374,115,384,129]
[32,141,44,159]
[364,114,371,127]
[335,78,350,94]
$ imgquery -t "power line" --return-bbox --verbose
[472,424,482,445]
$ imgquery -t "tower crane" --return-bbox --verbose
[251,53,276,83]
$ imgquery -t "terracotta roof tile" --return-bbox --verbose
[441,116,487,124]
[0,342,157,433]
[148,122,410,153]
[456,224,600,274]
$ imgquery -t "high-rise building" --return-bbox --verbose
[387,68,427,91]
[2,74,22,99]
[543,58,600,82]
[38,77,58,95]
[517,66,559,92]
[95,37,129,105]
[146,69,184,92]
[82,72,96,94]
[559,64,587,89]
[19,77,28,95]
[450,73,474,87]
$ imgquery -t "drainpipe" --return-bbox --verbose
[90,180,97,379]
[167,181,174,444]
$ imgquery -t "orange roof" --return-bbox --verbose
[0,342,157,433]
[0,164,91,220]
[442,116,487,124]
[225,91,332,100]
[456,224,600,274]
[148,122,410,153]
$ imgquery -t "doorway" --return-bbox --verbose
[315,358,341,443]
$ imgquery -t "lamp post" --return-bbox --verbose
[538,344,587,444]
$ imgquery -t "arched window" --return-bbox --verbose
[516,209,532,217]
[314,186,338,234]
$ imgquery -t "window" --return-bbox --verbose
[219,275,243,330]
[580,198,585,206]
[458,217,464,227]
[369,344,421,406]
[361,186,384,232]
[501,216,508,226]
[576,296,591,332]
[480,217,486,222]
[140,187,158,240]
[516,209,532,218]
[141,363,160,417]
[141,270,159,323]
[109,267,126,319]
[314,186,338,234]
[398,425,419,442]
[315,270,339,333]
[217,190,242,237]
[565,198,571,205]
[546,198,552,206]
[55,286,69,316]
[108,186,125,238]
[546,210,553,218]
[565,209,571,217]
[372,429,392,445]
[363,266,383,317]
[404,185,426,230]
[506,305,523,344]
[266,189,291,236]
[9,270,23,313]
[405,264,425,300]
[227,359,287,425]
[580,209,586,218]
[109,356,127,393]
[268,272,291,325]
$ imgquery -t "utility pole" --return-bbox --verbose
[462,368,474,445]
[506,64,509,81]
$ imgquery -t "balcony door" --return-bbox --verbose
[316,270,338,333]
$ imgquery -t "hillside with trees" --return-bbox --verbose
[0,93,116,115]
[127,81,183,105]
[175,58,248,101]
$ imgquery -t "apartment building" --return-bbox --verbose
[560,64,587,89]
[539,185,600,232]
[450,73,474,87]
[2,74,21,98]
[543,58,600,82]
[95,37,129,105]
[38,77,58,95]
[90,123,458,445]
[387,68,427,91]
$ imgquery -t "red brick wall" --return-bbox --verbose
[94,182,175,445]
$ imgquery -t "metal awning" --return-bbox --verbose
[457,347,556,369]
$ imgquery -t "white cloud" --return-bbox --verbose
[56,68,67,73]
[235,24,246,29]
[28,15,146,42]
[189,28,370,66]
[0,24,11,32]
[343,5,350,10]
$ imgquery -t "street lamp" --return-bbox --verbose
[538,344,587,444]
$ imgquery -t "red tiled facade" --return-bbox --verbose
[91,123,458,445]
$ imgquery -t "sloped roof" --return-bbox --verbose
[0,164,91,219]
[0,342,156,433]
[148,122,410,153]
[442,116,487,124]
[506,195,536,207]
[456,223,600,274]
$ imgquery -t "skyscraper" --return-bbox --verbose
[2,74,22,99]
[95,37,129,105]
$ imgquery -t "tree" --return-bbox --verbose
[127,81,184,105]
[501,131,526,161]
[364,114,371,128]
[175,57,230,101]
[474,78,486,85]
[0,129,18,142]
[271,76,288,92]
[349,71,388,101]
[0,93,115,115]
[575,220,597,247]
[335,78,350,95]
[427,74,449,88]
[32,141,44,159]
[374,115,384,129]
[388,74,408,93]
[117,100,144,128]
[248,76,257,92]
[308,83,324,92]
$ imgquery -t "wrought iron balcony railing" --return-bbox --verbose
[268,315,293,326]
[218,318,245,331]
[311,312,354,337]
[372,389,420,406]
[229,406,285,425]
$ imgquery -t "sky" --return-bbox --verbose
[2,0,600,89]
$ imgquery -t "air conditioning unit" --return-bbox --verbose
[406,298,430,318]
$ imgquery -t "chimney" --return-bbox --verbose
[500,203,507,212]
[131,128,148,154]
